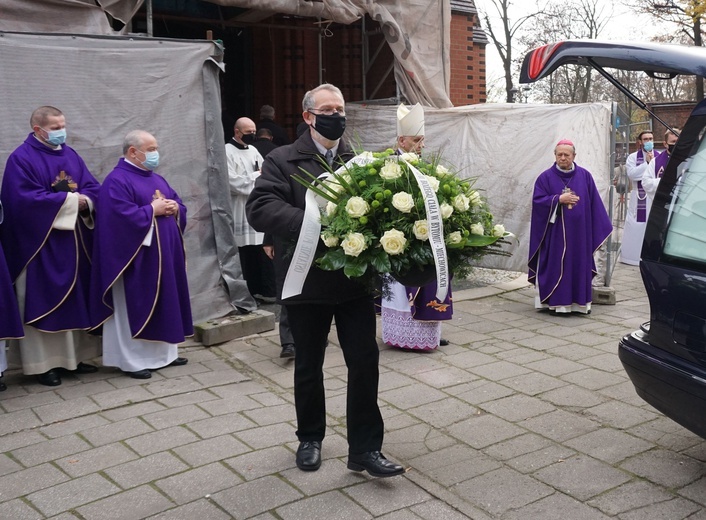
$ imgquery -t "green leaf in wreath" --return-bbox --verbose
[318,248,347,271]
[344,256,368,278]
[370,248,392,273]
[464,234,501,247]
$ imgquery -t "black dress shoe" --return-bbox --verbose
[37,369,62,387]
[61,362,98,374]
[0,376,7,392]
[439,338,450,346]
[168,357,188,367]
[124,369,152,379]
[347,451,405,478]
[280,344,295,359]
[296,441,322,471]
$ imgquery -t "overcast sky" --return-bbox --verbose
[473,0,663,99]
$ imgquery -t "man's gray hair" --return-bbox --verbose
[123,130,149,154]
[30,106,63,128]
[260,105,275,120]
[302,84,344,112]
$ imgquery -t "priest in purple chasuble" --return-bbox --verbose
[0,106,100,387]
[381,103,452,351]
[90,130,193,379]
[528,139,613,314]
[641,128,679,213]
[0,202,24,390]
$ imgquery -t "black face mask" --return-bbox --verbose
[313,113,346,141]
[668,143,675,154]
[242,133,256,145]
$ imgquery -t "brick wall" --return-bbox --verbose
[449,12,486,106]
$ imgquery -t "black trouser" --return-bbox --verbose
[286,296,384,454]
[278,305,294,346]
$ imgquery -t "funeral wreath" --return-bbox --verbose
[294,149,511,288]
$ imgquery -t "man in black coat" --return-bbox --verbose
[257,104,290,146]
[246,83,404,478]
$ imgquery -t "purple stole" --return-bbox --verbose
[635,149,663,222]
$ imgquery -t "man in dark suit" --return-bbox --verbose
[246,84,405,478]
[257,104,290,146]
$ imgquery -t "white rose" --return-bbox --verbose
[436,164,449,176]
[424,175,440,192]
[440,203,454,219]
[325,201,337,216]
[345,196,370,218]
[413,219,429,240]
[321,234,339,247]
[379,160,403,180]
[325,179,346,194]
[446,231,463,244]
[399,152,419,164]
[391,191,415,213]
[341,232,367,257]
[471,223,485,235]
[453,193,470,212]
[380,229,407,255]
[492,224,506,237]
[469,190,482,206]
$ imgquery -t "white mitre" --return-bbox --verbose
[397,103,425,137]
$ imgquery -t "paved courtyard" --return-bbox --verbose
[0,261,705,519]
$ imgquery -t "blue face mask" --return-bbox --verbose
[43,127,66,146]
[141,150,160,169]
[643,141,654,152]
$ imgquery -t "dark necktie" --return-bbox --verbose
[325,149,334,167]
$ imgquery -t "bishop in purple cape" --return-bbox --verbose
[90,130,193,379]
[0,106,101,385]
[528,140,612,314]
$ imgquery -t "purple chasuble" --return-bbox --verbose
[636,149,661,223]
[528,163,612,308]
[0,203,23,339]
[90,158,193,343]
[0,134,100,331]
[653,149,670,180]
[408,282,453,321]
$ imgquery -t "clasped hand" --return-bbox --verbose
[560,192,580,206]
[152,197,178,216]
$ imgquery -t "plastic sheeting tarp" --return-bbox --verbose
[0,0,142,35]
[0,0,452,108]
[345,102,613,273]
[0,31,256,323]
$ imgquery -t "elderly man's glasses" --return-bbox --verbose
[308,108,346,117]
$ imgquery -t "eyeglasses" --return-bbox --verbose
[308,107,346,117]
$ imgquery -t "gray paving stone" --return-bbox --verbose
[525,357,587,376]
[411,366,477,389]
[27,473,120,516]
[210,475,302,519]
[280,458,365,496]
[679,475,706,506]
[408,397,479,428]
[55,380,118,401]
[144,376,207,399]
[344,476,431,517]
[547,344,604,361]
[98,401,165,421]
[495,348,548,365]
[104,452,190,488]
[500,371,568,395]
[0,429,46,452]
[82,417,155,446]
[479,394,555,422]
[277,490,373,520]
[155,461,241,504]
[0,453,23,477]
[142,404,211,429]
[383,355,448,376]
[0,498,45,520]
[616,497,703,520]
[197,395,262,416]
[447,414,524,449]
[242,403,296,426]
[0,463,70,501]
[123,425,200,456]
[620,449,706,488]
[597,380,649,407]
[234,422,296,450]
[33,396,101,424]
[0,408,42,435]
[452,467,554,516]
[516,335,570,351]
[55,443,139,477]
[173,434,251,466]
[187,413,258,438]
[539,384,607,408]
[11,434,91,467]
[156,389,219,408]
[628,417,704,452]
[560,368,626,391]
[1,389,63,412]
[437,349,497,369]
[481,433,553,461]
[502,492,611,520]
[39,414,110,438]
[376,372,418,392]
[564,428,654,464]
[76,485,174,520]
[453,380,515,404]
[147,499,233,519]
[533,455,632,500]
[518,409,601,442]
[506,445,578,474]
[380,385,448,411]
[468,361,531,381]
[224,445,294,480]
[587,480,674,516]
[583,400,659,429]
[410,500,473,520]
